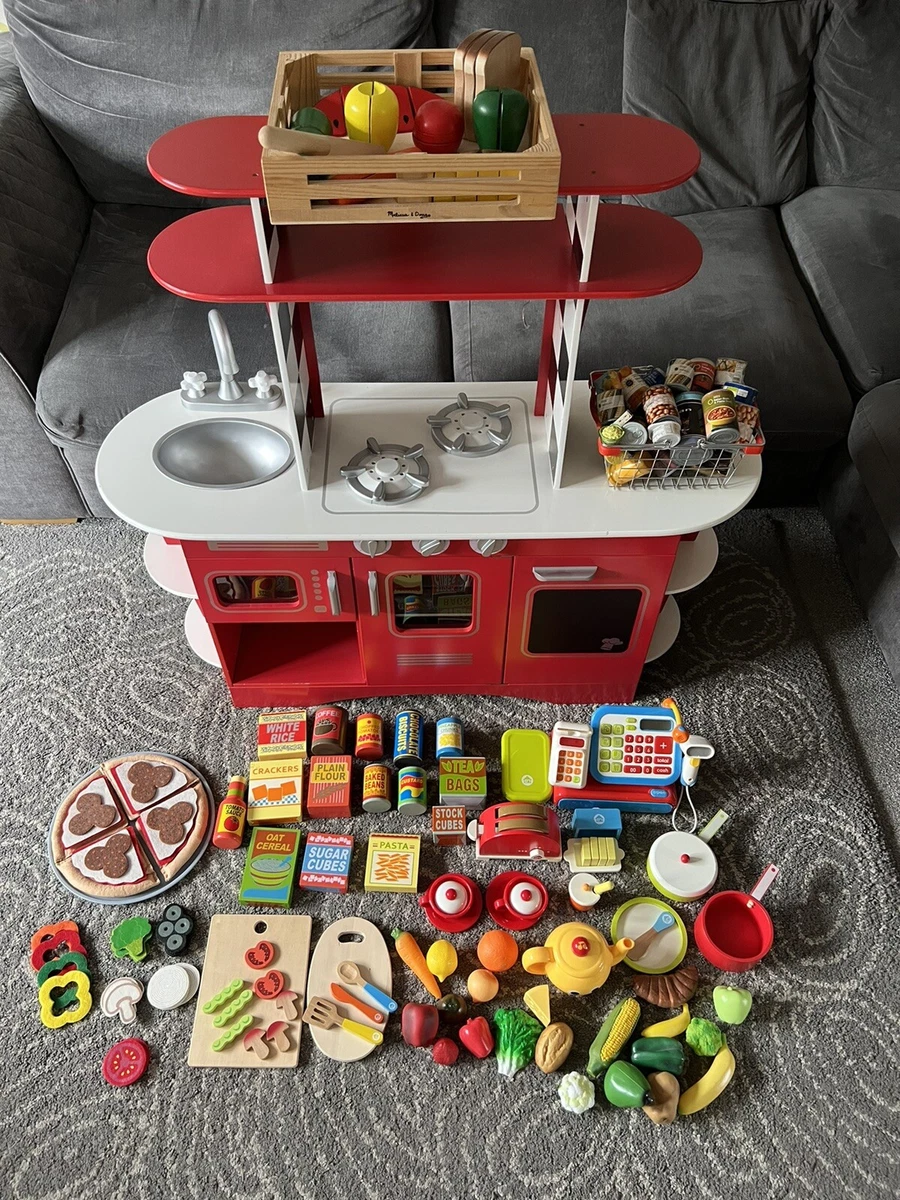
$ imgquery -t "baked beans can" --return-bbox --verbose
[393,709,424,767]
[642,385,681,448]
[665,358,695,392]
[397,765,428,816]
[435,715,465,759]
[361,763,391,813]
[310,705,349,755]
[251,576,276,601]
[677,392,705,435]
[701,389,740,442]
[355,713,384,760]
[690,357,716,392]
[715,357,747,386]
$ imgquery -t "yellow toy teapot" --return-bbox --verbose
[522,922,634,996]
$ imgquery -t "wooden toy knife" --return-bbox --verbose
[258,126,387,157]
[330,982,385,1024]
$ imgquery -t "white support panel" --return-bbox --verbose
[184,599,221,667]
[250,196,277,286]
[266,300,310,491]
[142,533,196,598]
[575,195,600,283]
[666,527,720,594]
[645,595,681,663]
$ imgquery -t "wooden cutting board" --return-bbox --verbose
[187,913,312,1068]
[305,917,392,1062]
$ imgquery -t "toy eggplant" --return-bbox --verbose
[344,81,399,151]
[472,87,529,152]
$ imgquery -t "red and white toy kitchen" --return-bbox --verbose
[96,39,762,707]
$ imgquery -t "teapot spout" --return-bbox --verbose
[611,937,635,966]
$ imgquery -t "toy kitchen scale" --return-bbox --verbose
[96,39,761,707]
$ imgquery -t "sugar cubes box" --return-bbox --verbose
[299,832,353,893]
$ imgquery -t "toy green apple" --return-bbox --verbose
[290,107,331,137]
[472,87,529,152]
[713,985,753,1025]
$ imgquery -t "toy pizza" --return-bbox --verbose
[50,753,211,903]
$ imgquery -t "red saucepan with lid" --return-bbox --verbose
[693,865,779,973]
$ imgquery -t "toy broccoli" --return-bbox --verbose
[493,1008,542,1078]
[686,1017,725,1057]
[110,916,153,963]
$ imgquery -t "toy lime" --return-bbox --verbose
[586,997,640,1079]
[604,1060,653,1109]
[291,106,331,137]
[630,1037,685,1075]
[686,1017,725,1057]
[558,1071,595,1115]
[426,939,458,984]
[472,87,529,152]
[344,81,399,151]
[713,984,753,1025]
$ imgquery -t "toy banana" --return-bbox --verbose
[677,1042,736,1115]
[642,1003,690,1039]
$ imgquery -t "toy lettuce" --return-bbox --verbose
[492,1008,542,1078]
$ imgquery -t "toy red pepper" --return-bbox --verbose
[458,1015,494,1059]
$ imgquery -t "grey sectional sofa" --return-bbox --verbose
[0,1,897,676]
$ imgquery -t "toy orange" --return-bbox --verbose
[467,969,499,1003]
[477,930,519,974]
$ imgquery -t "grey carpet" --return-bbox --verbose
[1,510,899,1200]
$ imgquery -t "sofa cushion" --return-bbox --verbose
[812,0,900,189]
[432,0,627,113]
[6,0,434,204]
[781,186,900,393]
[846,382,900,557]
[36,205,452,448]
[450,205,851,450]
[623,0,830,216]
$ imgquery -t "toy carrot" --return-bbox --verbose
[391,928,441,999]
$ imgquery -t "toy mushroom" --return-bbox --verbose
[100,977,144,1025]
[243,1027,270,1060]
[265,1020,291,1053]
[273,990,298,1020]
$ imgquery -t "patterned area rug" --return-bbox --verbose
[1,511,899,1200]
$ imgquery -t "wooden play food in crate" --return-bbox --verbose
[261,47,559,223]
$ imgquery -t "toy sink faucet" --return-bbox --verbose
[180,309,282,412]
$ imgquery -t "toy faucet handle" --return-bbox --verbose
[249,371,278,399]
[181,371,207,399]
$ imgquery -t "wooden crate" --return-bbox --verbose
[261,48,560,224]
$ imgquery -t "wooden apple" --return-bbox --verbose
[413,99,464,154]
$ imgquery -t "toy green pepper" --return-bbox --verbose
[472,87,529,152]
[291,106,331,137]
[630,1037,686,1075]
[604,1060,653,1108]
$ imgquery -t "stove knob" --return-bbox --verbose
[353,540,392,558]
[413,539,449,557]
[469,538,508,557]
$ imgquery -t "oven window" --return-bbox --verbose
[213,575,299,605]
[390,573,474,632]
[527,589,641,654]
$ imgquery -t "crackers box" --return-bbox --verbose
[438,757,487,808]
[257,709,307,760]
[298,832,353,893]
[248,758,305,824]
[306,755,352,819]
[239,827,301,907]
[364,833,420,894]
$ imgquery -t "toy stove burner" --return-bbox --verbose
[427,392,512,457]
[340,437,430,505]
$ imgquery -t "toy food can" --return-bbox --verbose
[362,763,391,813]
[310,705,348,755]
[690,357,716,392]
[715,357,747,386]
[595,389,626,424]
[726,383,760,444]
[596,367,631,392]
[402,594,424,626]
[643,385,681,448]
[393,709,424,767]
[601,419,648,450]
[620,369,651,411]
[397,765,428,816]
[701,389,740,443]
[251,576,275,601]
[669,434,711,468]
[435,715,465,759]
[355,713,384,760]
[665,358,694,392]
[677,392,705,435]
[212,774,247,850]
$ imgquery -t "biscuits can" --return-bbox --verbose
[715,357,747,386]
[690,358,716,392]
[362,763,391,813]
[397,765,428,816]
[310,705,348,755]
[393,709,424,767]
[594,389,626,424]
[665,358,694,392]
[701,389,740,443]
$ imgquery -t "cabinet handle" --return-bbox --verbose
[367,571,380,618]
[326,570,341,616]
[532,566,598,582]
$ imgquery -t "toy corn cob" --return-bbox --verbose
[586,998,640,1080]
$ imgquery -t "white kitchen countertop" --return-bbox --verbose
[96,382,761,542]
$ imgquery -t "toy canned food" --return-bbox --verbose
[642,386,681,449]
[397,765,427,816]
[402,595,425,626]
[715,357,747,386]
[435,716,465,759]
[690,358,716,391]
[251,576,275,601]
[355,713,384,760]
[393,709,424,768]
[701,390,740,443]
[665,358,694,392]
[362,763,391,814]
[311,705,348,755]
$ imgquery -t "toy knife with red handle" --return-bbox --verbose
[330,982,385,1024]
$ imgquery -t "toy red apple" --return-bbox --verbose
[413,99,464,154]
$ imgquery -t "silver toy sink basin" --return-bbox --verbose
[152,419,294,489]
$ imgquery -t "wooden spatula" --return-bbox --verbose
[302,996,384,1045]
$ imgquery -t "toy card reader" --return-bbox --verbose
[590,705,682,786]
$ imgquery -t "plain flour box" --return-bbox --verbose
[298,831,353,893]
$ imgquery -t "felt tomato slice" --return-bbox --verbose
[103,1038,149,1087]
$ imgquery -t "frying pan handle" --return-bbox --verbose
[750,864,779,902]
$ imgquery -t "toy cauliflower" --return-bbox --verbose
[686,1017,725,1057]
[558,1072,595,1115]
[492,1008,542,1078]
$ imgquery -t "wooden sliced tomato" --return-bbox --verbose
[244,940,276,970]
[253,970,285,1000]
[103,1038,149,1087]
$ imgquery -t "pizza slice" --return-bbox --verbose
[51,773,125,864]
[105,753,198,817]
[135,785,209,881]
[57,826,157,900]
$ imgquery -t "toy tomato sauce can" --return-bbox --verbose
[311,705,348,755]
[212,775,247,850]
[393,709,424,767]
[355,713,384,760]
[397,765,428,816]
[435,715,465,759]
[362,763,391,813]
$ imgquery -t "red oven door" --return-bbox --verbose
[503,554,671,689]
[353,554,512,688]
